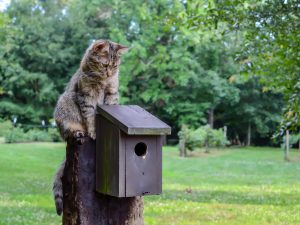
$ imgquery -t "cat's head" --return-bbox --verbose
[81,39,128,79]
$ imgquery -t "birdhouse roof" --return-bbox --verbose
[97,105,171,135]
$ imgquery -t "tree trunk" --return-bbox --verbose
[204,138,209,153]
[246,122,251,146]
[62,138,144,225]
[208,108,214,129]
[223,126,227,139]
[284,130,290,161]
[235,134,241,146]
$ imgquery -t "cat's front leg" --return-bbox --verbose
[104,77,119,105]
[86,118,96,140]
[77,94,97,140]
[84,109,96,140]
[104,91,119,105]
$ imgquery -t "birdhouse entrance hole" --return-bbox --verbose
[134,142,147,157]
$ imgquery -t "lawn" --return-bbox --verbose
[0,143,300,225]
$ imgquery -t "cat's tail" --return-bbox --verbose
[53,160,65,216]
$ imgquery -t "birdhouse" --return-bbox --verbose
[96,105,171,197]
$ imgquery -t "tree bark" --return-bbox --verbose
[246,122,251,146]
[204,138,209,153]
[235,134,241,146]
[208,108,214,129]
[284,130,290,161]
[62,138,144,225]
[223,126,227,139]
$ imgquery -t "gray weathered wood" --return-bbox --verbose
[96,115,125,197]
[124,135,162,197]
[96,114,163,197]
[97,105,171,135]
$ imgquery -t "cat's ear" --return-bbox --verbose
[116,44,129,55]
[92,40,108,53]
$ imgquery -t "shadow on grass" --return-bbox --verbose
[154,189,300,206]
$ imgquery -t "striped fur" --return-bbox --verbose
[52,40,128,215]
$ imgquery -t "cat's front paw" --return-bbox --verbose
[88,131,96,140]
[73,130,86,145]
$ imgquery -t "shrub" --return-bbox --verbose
[211,128,230,147]
[4,127,29,143]
[26,129,52,142]
[0,120,13,137]
[281,133,300,149]
[185,126,206,151]
[179,125,229,152]
[4,127,62,143]
[48,128,62,142]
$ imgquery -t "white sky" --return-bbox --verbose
[0,0,10,11]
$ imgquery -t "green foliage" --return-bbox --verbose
[0,119,13,137]
[0,0,286,145]
[4,127,28,143]
[184,0,300,130]
[48,128,62,142]
[0,2,59,123]
[26,129,52,142]
[281,133,300,150]
[179,125,229,151]
[212,128,229,147]
[220,76,283,143]
[185,126,206,150]
[0,0,242,134]
[279,82,300,134]
[4,127,61,143]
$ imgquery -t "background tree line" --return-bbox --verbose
[0,0,293,146]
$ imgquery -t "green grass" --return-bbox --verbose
[0,143,300,225]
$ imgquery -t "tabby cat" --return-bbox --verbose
[52,39,128,215]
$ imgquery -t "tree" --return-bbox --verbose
[187,40,240,129]
[107,1,241,135]
[0,0,285,146]
[183,0,299,131]
[1,0,66,123]
[217,76,283,145]
[0,0,111,124]
[108,0,207,132]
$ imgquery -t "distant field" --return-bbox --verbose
[0,143,300,225]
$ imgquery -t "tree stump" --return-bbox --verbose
[62,138,144,225]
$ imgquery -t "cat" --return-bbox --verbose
[52,39,128,215]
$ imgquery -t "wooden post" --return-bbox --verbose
[179,137,186,157]
[284,130,290,161]
[179,125,187,157]
[62,138,144,225]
